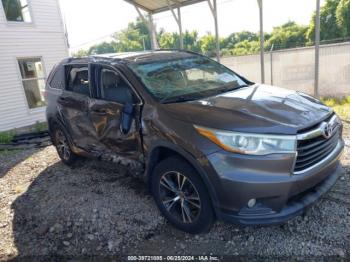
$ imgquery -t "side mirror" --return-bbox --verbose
[120,103,134,134]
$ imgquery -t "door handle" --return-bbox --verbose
[58,97,66,102]
[58,97,69,104]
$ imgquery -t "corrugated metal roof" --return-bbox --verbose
[124,0,207,13]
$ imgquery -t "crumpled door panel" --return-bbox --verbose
[87,98,144,174]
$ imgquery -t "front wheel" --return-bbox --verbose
[151,157,215,234]
[53,126,77,165]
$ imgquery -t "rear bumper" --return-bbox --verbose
[205,139,344,225]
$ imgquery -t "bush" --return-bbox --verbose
[321,96,350,121]
[33,121,48,133]
[0,131,15,144]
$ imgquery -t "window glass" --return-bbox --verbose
[186,68,217,82]
[18,58,46,109]
[67,67,90,96]
[128,55,246,103]
[18,58,44,79]
[2,0,31,22]
[100,69,134,104]
[49,66,65,89]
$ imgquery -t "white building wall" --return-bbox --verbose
[0,0,68,131]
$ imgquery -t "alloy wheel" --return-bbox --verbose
[55,129,71,161]
[159,171,201,224]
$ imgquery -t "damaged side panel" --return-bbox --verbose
[57,62,145,175]
[87,99,144,175]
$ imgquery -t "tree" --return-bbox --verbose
[73,49,89,58]
[198,33,217,57]
[112,17,152,52]
[73,4,350,60]
[221,31,259,50]
[336,0,350,36]
[232,40,260,55]
[158,32,178,49]
[267,21,308,49]
[158,30,200,51]
[88,42,116,55]
[183,31,200,52]
[306,0,342,42]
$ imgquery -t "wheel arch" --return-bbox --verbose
[47,117,77,152]
[145,141,219,209]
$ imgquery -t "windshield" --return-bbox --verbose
[128,55,248,103]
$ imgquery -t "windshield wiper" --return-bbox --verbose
[220,83,250,92]
[160,83,251,104]
[161,95,200,104]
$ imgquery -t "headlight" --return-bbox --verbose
[194,125,296,155]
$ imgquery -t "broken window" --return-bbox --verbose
[18,58,46,109]
[49,66,65,90]
[67,67,90,96]
[128,55,246,102]
[2,0,31,22]
[99,69,134,104]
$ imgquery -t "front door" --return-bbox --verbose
[88,64,143,170]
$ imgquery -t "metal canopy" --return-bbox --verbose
[124,0,207,14]
[124,0,321,97]
[124,0,220,61]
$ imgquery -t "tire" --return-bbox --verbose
[52,125,77,165]
[151,157,215,234]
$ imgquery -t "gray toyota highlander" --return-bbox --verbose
[45,50,344,233]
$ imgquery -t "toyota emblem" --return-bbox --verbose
[322,123,334,139]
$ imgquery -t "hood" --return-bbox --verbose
[161,84,333,135]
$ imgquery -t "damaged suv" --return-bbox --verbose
[46,50,344,233]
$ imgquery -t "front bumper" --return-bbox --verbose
[205,139,344,225]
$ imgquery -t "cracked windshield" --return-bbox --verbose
[129,55,247,102]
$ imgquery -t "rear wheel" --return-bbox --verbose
[53,126,77,165]
[151,157,215,233]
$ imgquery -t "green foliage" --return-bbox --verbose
[73,49,89,58]
[232,40,260,55]
[198,34,217,57]
[336,0,350,36]
[267,22,308,50]
[159,32,178,49]
[321,95,350,106]
[112,17,151,52]
[183,31,200,52]
[322,97,338,107]
[321,96,350,120]
[306,0,343,42]
[32,121,48,133]
[0,122,48,144]
[74,17,152,57]
[74,0,350,58]
[88,42,116,55]
[0,130,15,144]
[158,30,201,52]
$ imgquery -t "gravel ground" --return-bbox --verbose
[0,123,349,260]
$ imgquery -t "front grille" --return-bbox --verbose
[294,120,340,173]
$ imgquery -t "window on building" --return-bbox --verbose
[18,58,46,109]
[2,0,31,22]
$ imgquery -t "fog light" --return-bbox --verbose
[247,199,256,208]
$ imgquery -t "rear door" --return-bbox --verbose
[88,63,144,168]
[58,64,97,150]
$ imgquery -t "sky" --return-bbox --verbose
[58,0,326,52]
